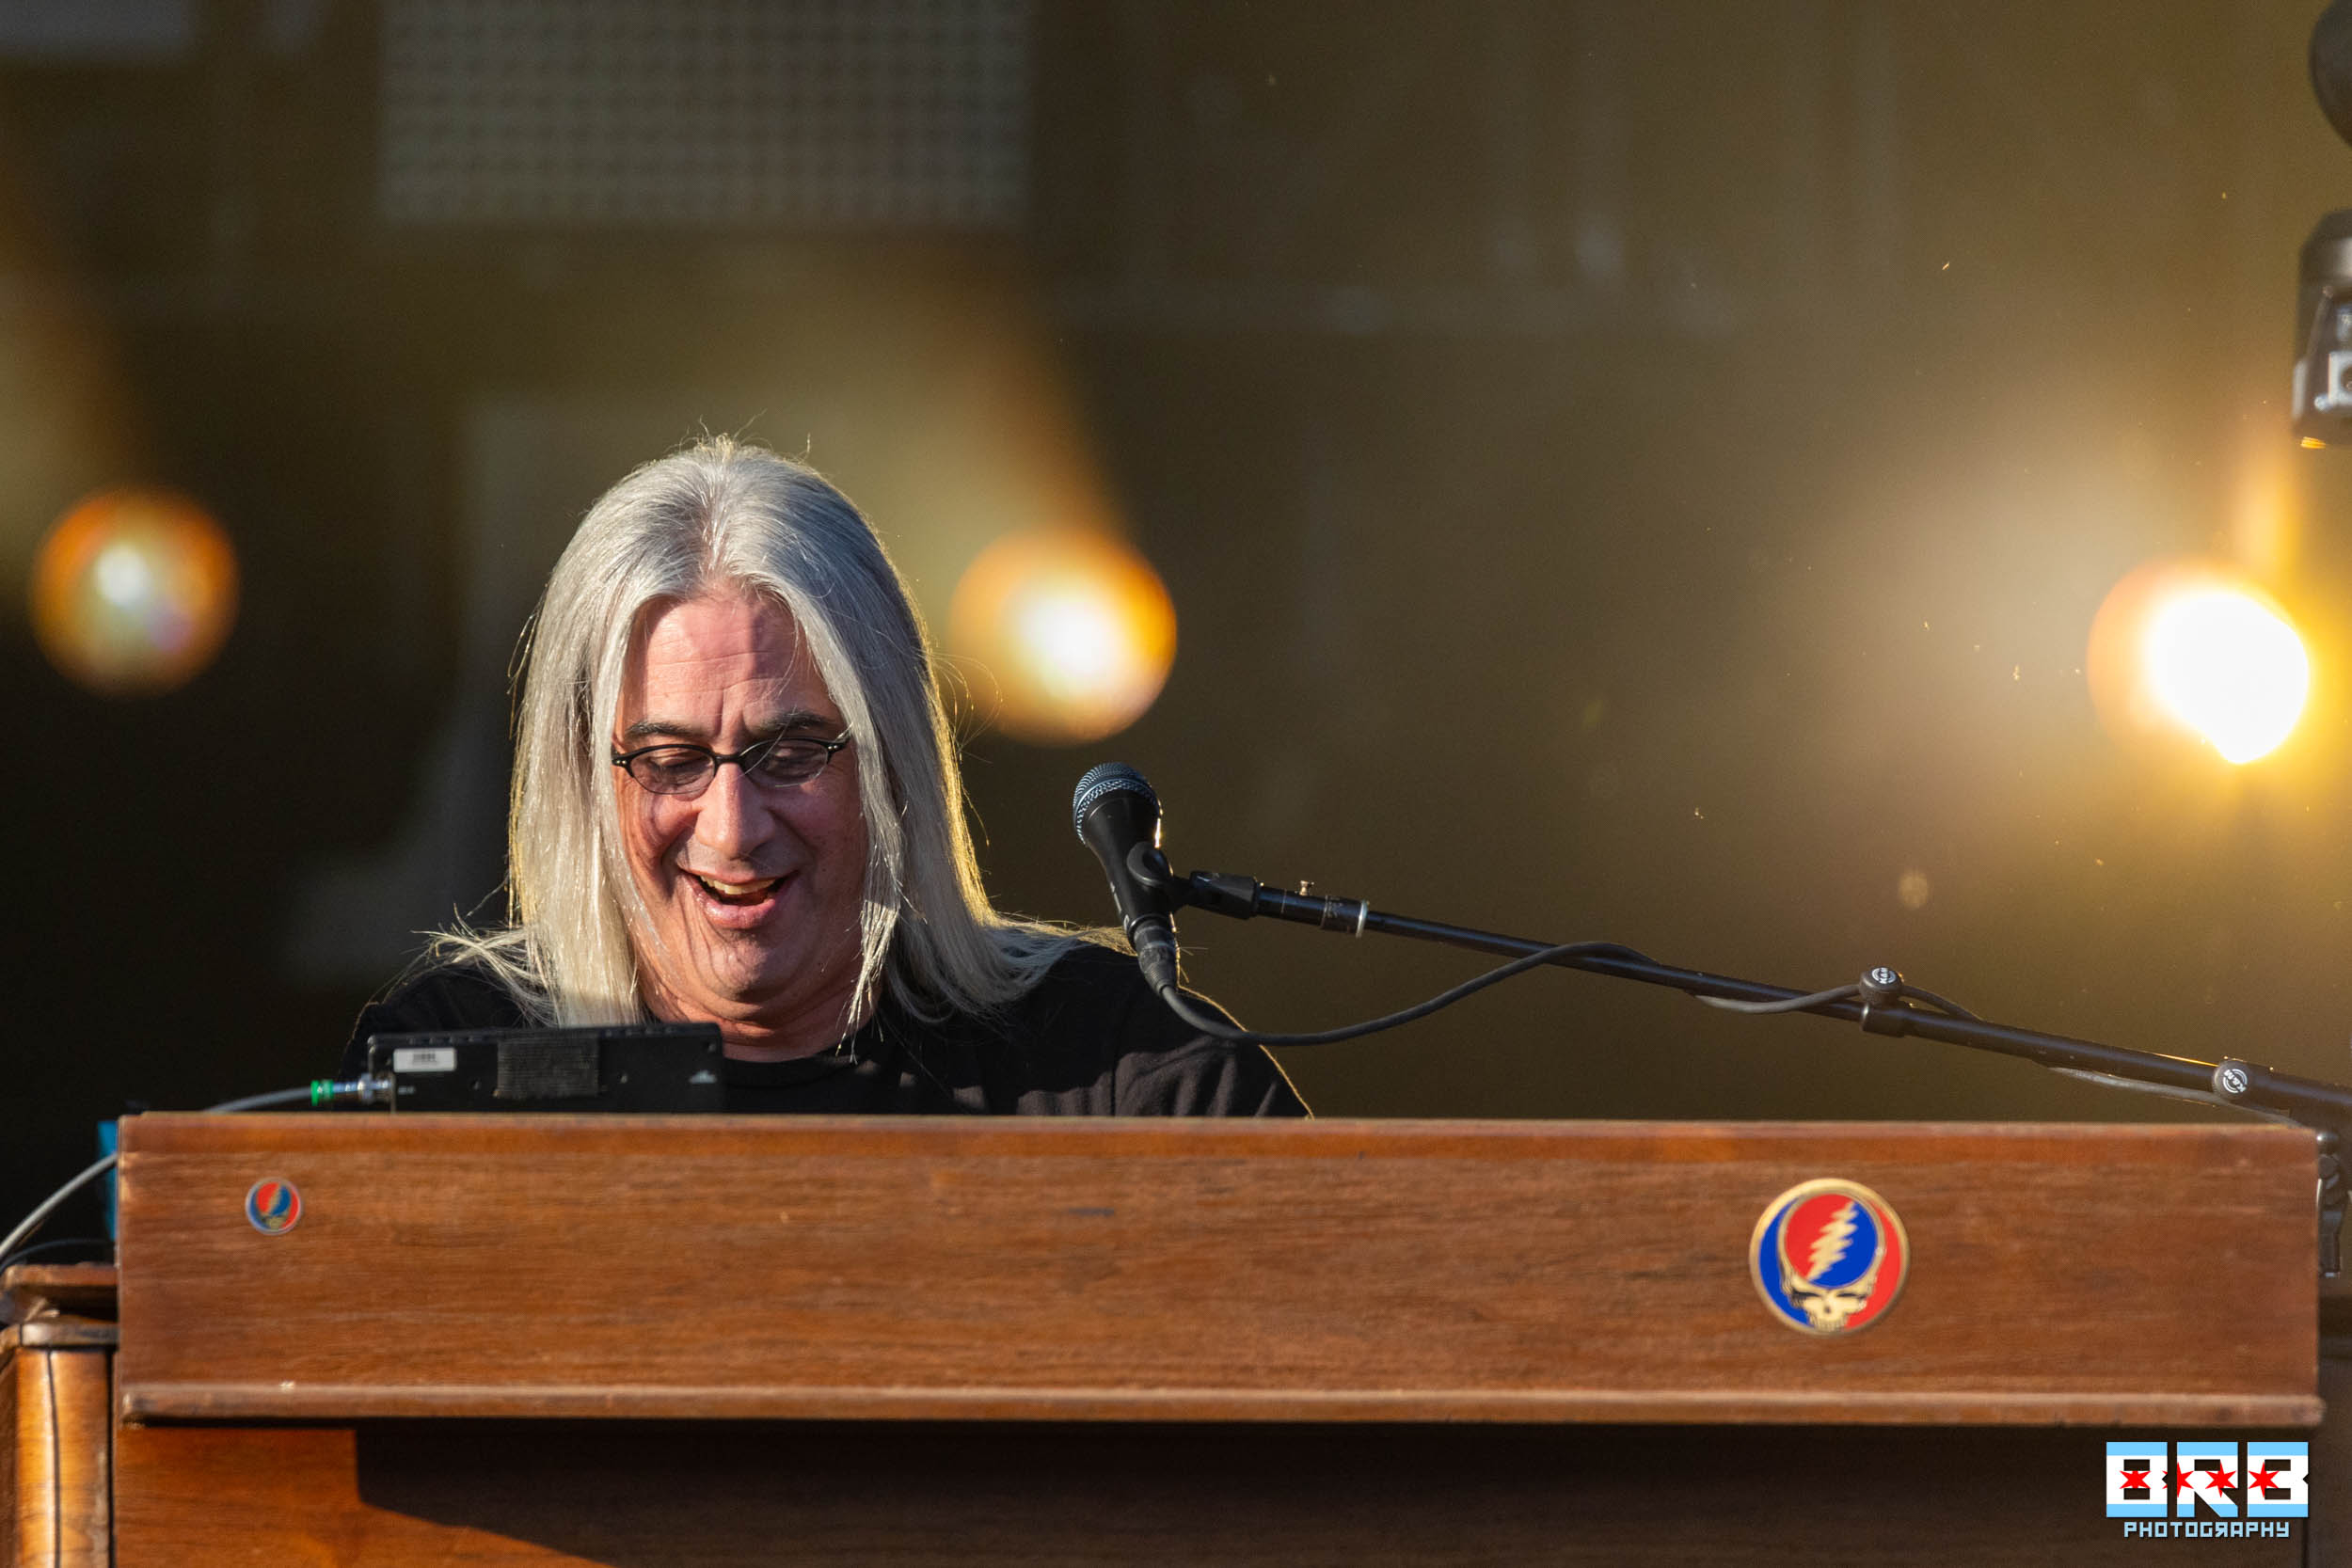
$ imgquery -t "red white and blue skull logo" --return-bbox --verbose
[1749,1179,1908,1335]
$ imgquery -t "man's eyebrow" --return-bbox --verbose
[756,708,840,736]
[620,716,701,744]
[619,708,835,744]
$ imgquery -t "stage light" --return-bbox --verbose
[2087,561,2308,765]
[29,487,238,697]
[2142,588,2309,764]
[947,527,1177,745]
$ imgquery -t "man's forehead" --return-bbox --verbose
[634,588,803,661]
[618,590,839,732]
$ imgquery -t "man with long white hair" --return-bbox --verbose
[342,439,1305,1116]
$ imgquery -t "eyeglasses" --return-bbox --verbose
[610,734,851,798]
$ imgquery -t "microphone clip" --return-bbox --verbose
[1126,843,1188,906]
[1152,861,1373,936]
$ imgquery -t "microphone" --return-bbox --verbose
[2316,0,2352,150]
[1072,763,1181,994]
[2301,6,2352,442]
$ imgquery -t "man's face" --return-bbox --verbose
[612,587,869,1052]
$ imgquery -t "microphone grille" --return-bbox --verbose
[1072,762,1156,838]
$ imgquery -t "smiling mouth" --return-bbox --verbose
[688,872,785,906]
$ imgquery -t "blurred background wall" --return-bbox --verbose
[9,0,2352,1236]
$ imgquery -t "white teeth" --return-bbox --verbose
[693,875,779,896]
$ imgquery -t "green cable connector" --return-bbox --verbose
[307,1076,393,1108]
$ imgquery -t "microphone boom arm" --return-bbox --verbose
[1147,853,2352,1274]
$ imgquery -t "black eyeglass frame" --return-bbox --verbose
[609,733,852,796]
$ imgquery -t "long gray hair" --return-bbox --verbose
[437,437,1074,1027]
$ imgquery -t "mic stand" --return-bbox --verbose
[1150,853,2352,1276]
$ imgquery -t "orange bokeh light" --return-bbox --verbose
[30,486,238,696]
[2087,557,2308,764]
[947,527,1177,746]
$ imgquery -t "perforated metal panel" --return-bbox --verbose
[379,0,1029,229]
[493,1033,602,1100]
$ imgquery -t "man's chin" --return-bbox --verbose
[651,962,799,1021]
[652,963,866,1049]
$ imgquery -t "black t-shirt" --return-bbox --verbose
[341,943,1309,1117]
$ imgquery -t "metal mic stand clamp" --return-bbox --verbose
[1842,963,2352,1281]
[2212,1059,2351,1277]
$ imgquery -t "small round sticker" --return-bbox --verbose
[245,1178,302,1234]
[1749,1178,1907,1335]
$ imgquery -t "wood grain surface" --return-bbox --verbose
[110,1416,2309,1567]
[1,1267,117,1327]
[115,1115,2319,1426]
[4,1341,111,1568]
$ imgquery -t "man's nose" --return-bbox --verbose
[691,762,777,859]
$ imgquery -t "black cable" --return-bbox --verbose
[203,1085,317,1116]
[1699,983,1862,1015]
[1155,916,1985,1050]
[1157,942,1643,1046]
[0,1084,328,1275]
[1898,984,1979,1021]
[0,1238,108,1267]
[0,1154,123,1278]
[1698,982,1978,1020]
